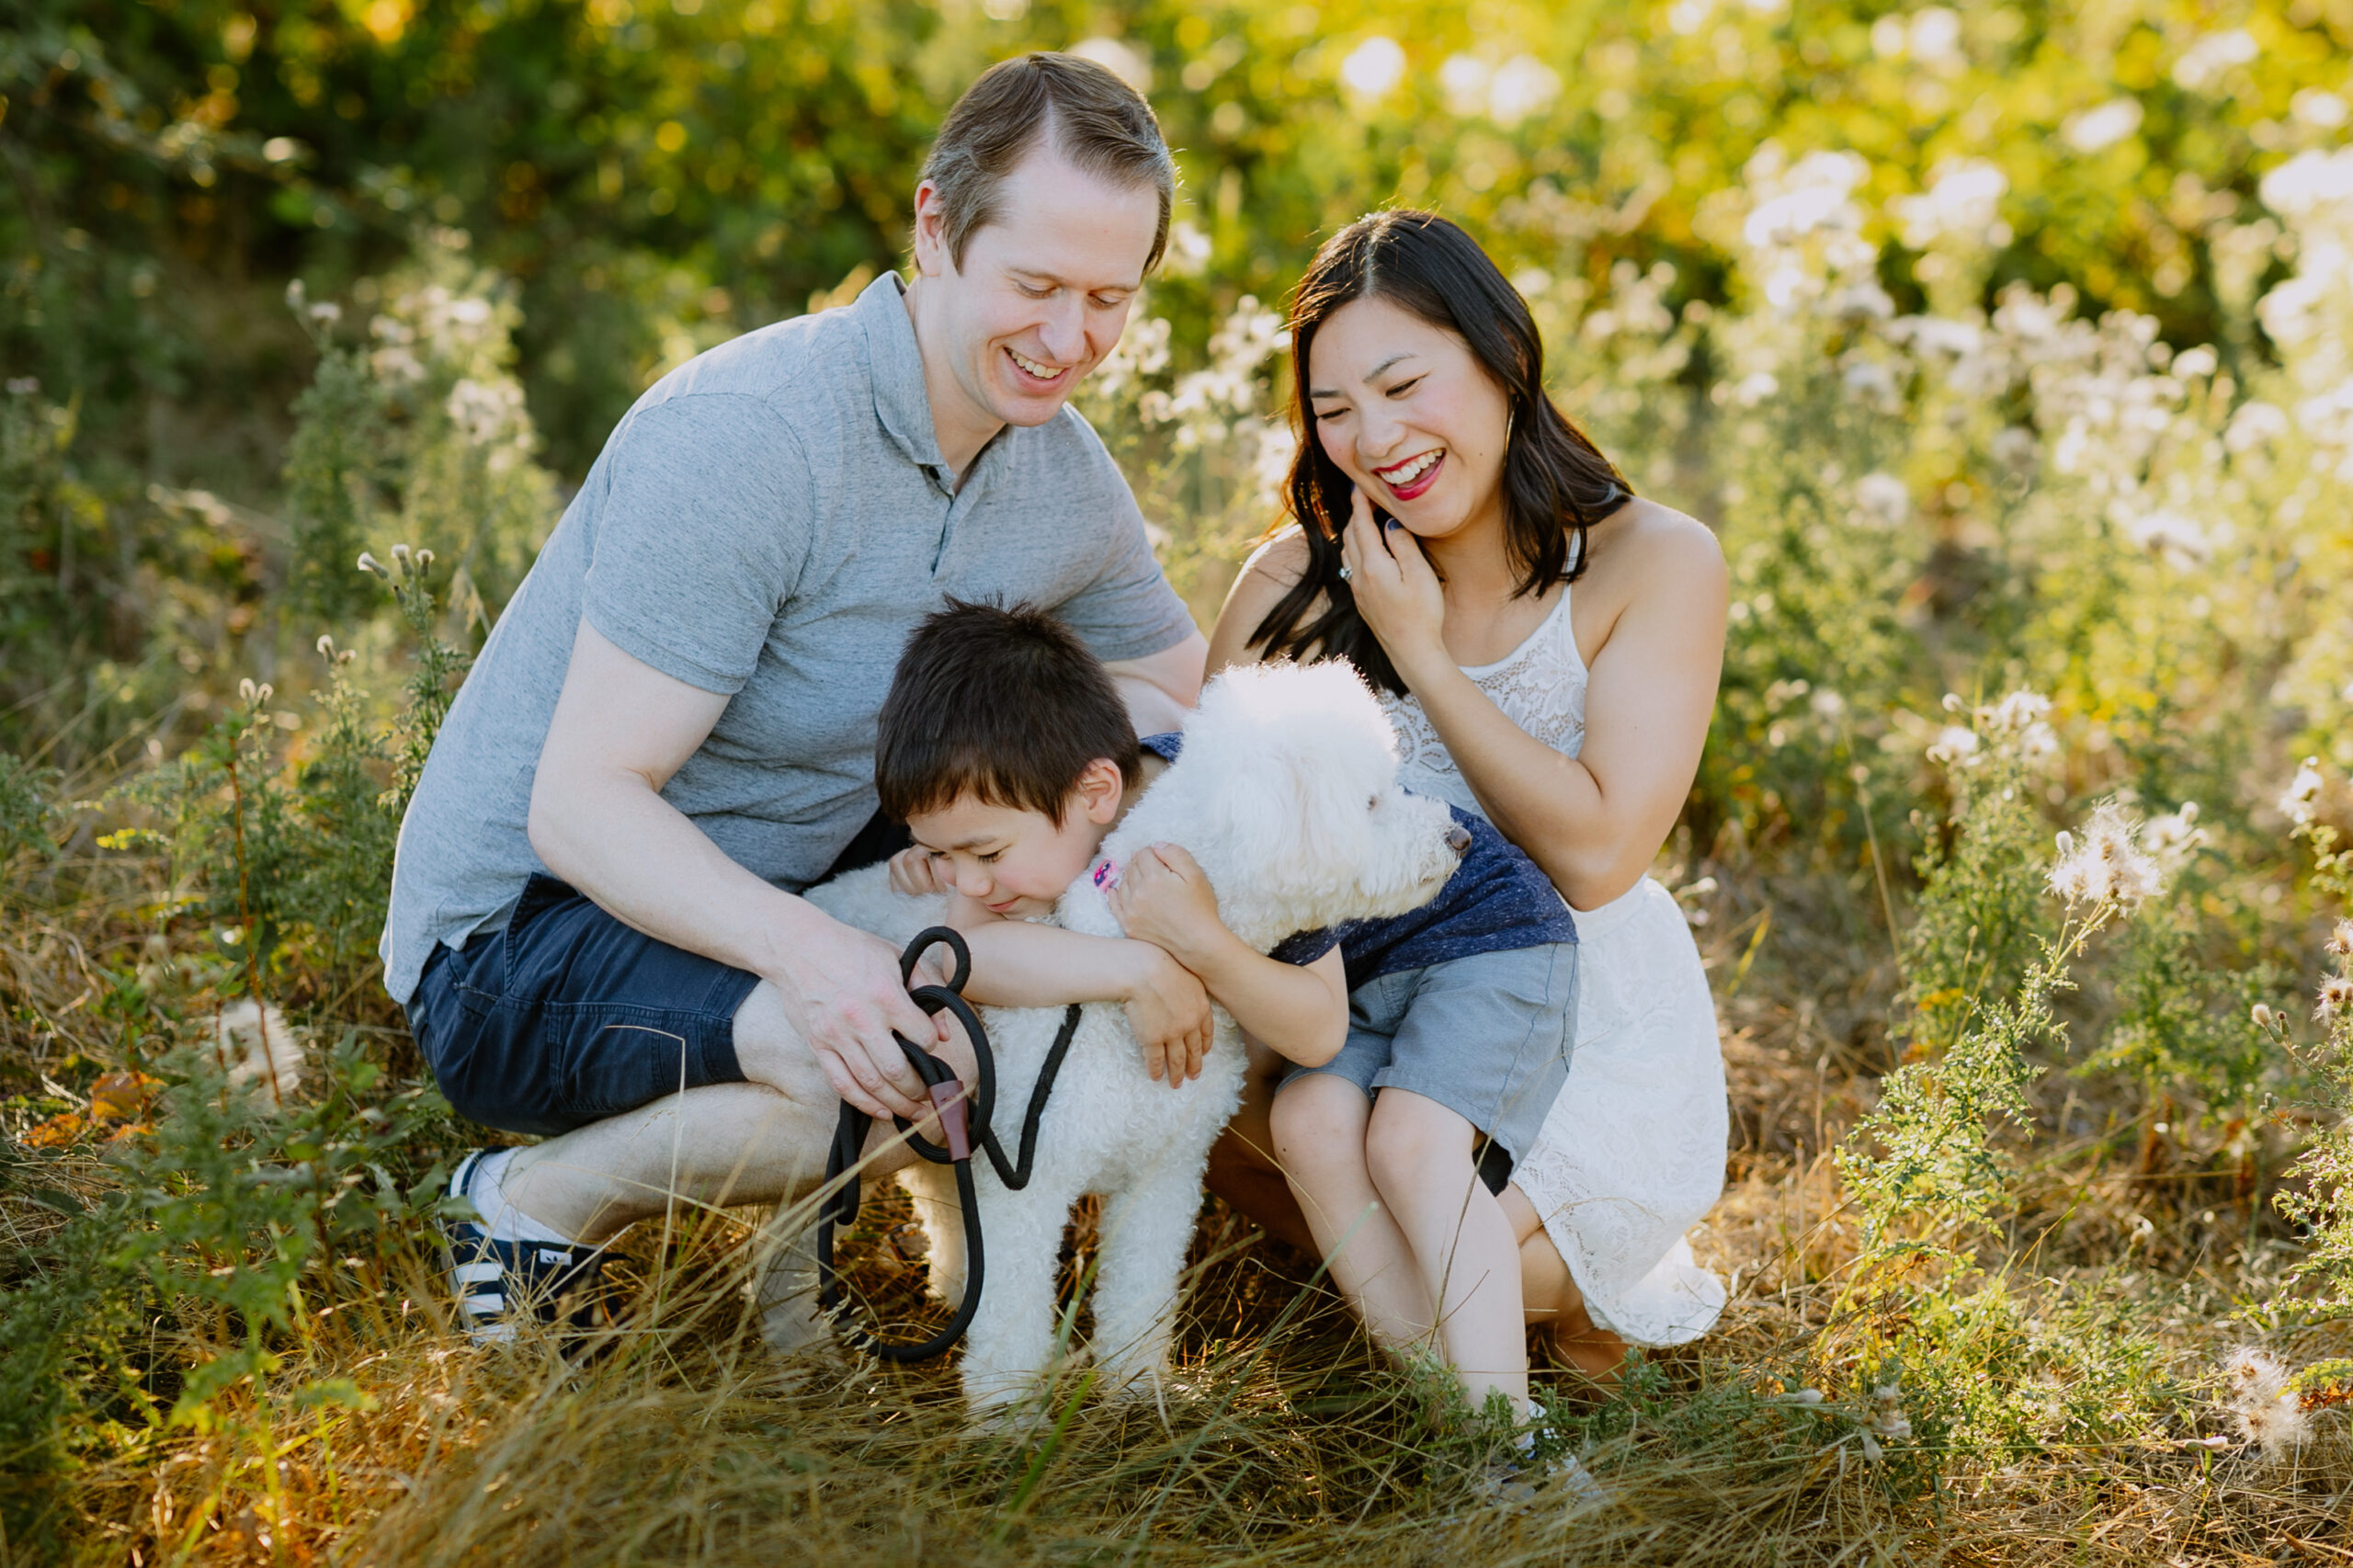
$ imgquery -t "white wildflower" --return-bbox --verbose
[2224,401,2289,455]
[1336,36,1405,101]
[1163,222,1210,278]
[1483,54,1562,129]
[2222,1347,2309,1460]
[1927,725,1981,766]
[2253,1003,2278,1031]
[2063,97,2144,155]
[2172,28,2258,92]
[214,999,307,1099]
[1891,158,2008,250]
[2326,921,2353,960]
[2116,507,2211,565]
[1987,695,2052,733]
[1827,281,1896,322]
[1977,688,2052,736]
[1854,472,1910,527]
[444,376,523,445]
[2282,756,2325,826]
[2321,975,2353,1022]
[2140,801,2207,870]
[2048,799,2165,908]
[1842,358,1898,405]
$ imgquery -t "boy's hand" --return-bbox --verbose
[1120,944,1213,1087]
[888,846,951,899]
[1108,845,1234,973]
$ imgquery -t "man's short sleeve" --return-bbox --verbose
[1046,427,1199,664]
[580,395,813,695]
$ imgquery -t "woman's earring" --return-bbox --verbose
[1506,405,1517,440]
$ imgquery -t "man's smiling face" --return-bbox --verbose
[909,135,1161,464]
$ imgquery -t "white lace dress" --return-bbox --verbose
[1378,588,1730,1346]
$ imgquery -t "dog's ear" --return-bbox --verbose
[1267,726,1376,894]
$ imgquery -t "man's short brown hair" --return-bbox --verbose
[919,51,1175,273]
[876,598,1142,824]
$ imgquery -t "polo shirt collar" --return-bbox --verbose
[857,271,947,472]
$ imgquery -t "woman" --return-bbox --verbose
[1204,210,1731,1384]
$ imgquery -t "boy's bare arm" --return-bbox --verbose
[1109,846,1350,1068]
[887,853,1214,1085]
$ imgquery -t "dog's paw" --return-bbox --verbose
[961,1386,1061,1441]
[1094,1358,1176,1407]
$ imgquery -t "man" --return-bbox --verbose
[381,52,1210,1340]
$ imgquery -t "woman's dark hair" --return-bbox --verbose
[1250,209,1630,695]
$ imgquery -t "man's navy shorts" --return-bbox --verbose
[404,875,762,1136]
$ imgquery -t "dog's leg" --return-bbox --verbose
[959,1181,1079,1420]
[1088,1164,1204,1401]
[747,1205,834,1358]
[896,1163,968,1309]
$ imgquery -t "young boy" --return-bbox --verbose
[872,599,1353,1082]
[870,600,1582,1458]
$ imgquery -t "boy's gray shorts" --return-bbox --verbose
[1280,942,1579,1190]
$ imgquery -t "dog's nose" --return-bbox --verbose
[1444,824,1472,855]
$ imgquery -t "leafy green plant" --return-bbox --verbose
[0,1029,450,1545]
[106,548,466,1004]
[2270,767,2353,1312]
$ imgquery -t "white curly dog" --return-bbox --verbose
[788,661,1463,1415]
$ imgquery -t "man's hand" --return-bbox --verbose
[768,908,952,1120]
[1118,943,1214,1088]
[888,846,951,899]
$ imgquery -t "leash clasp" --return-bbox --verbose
[927,1078,972,1161]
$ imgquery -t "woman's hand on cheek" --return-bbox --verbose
[1339,485,1446,665]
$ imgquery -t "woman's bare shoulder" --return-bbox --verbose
[1239,525,1314,584]
[1592,498,1726,596]
[1209,528,1319,672]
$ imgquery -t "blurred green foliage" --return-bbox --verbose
[6,0,2347,486]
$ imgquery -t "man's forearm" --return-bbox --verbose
[529,765,821,979]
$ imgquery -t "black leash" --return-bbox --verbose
[813,926,1084,1361]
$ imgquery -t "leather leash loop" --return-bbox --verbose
[813,926,1083,1362]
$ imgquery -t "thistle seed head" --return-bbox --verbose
[2320,975,2353,1021]
[2048,799,2165,908]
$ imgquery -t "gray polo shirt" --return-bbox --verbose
[379,272,1195,1004]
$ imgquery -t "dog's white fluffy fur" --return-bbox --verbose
[802,661,1461,1414]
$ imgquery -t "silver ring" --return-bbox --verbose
[1336,564,1354,582]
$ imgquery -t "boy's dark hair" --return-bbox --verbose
[876,598,1142,824]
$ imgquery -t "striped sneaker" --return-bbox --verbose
[441,1150,612,1346]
